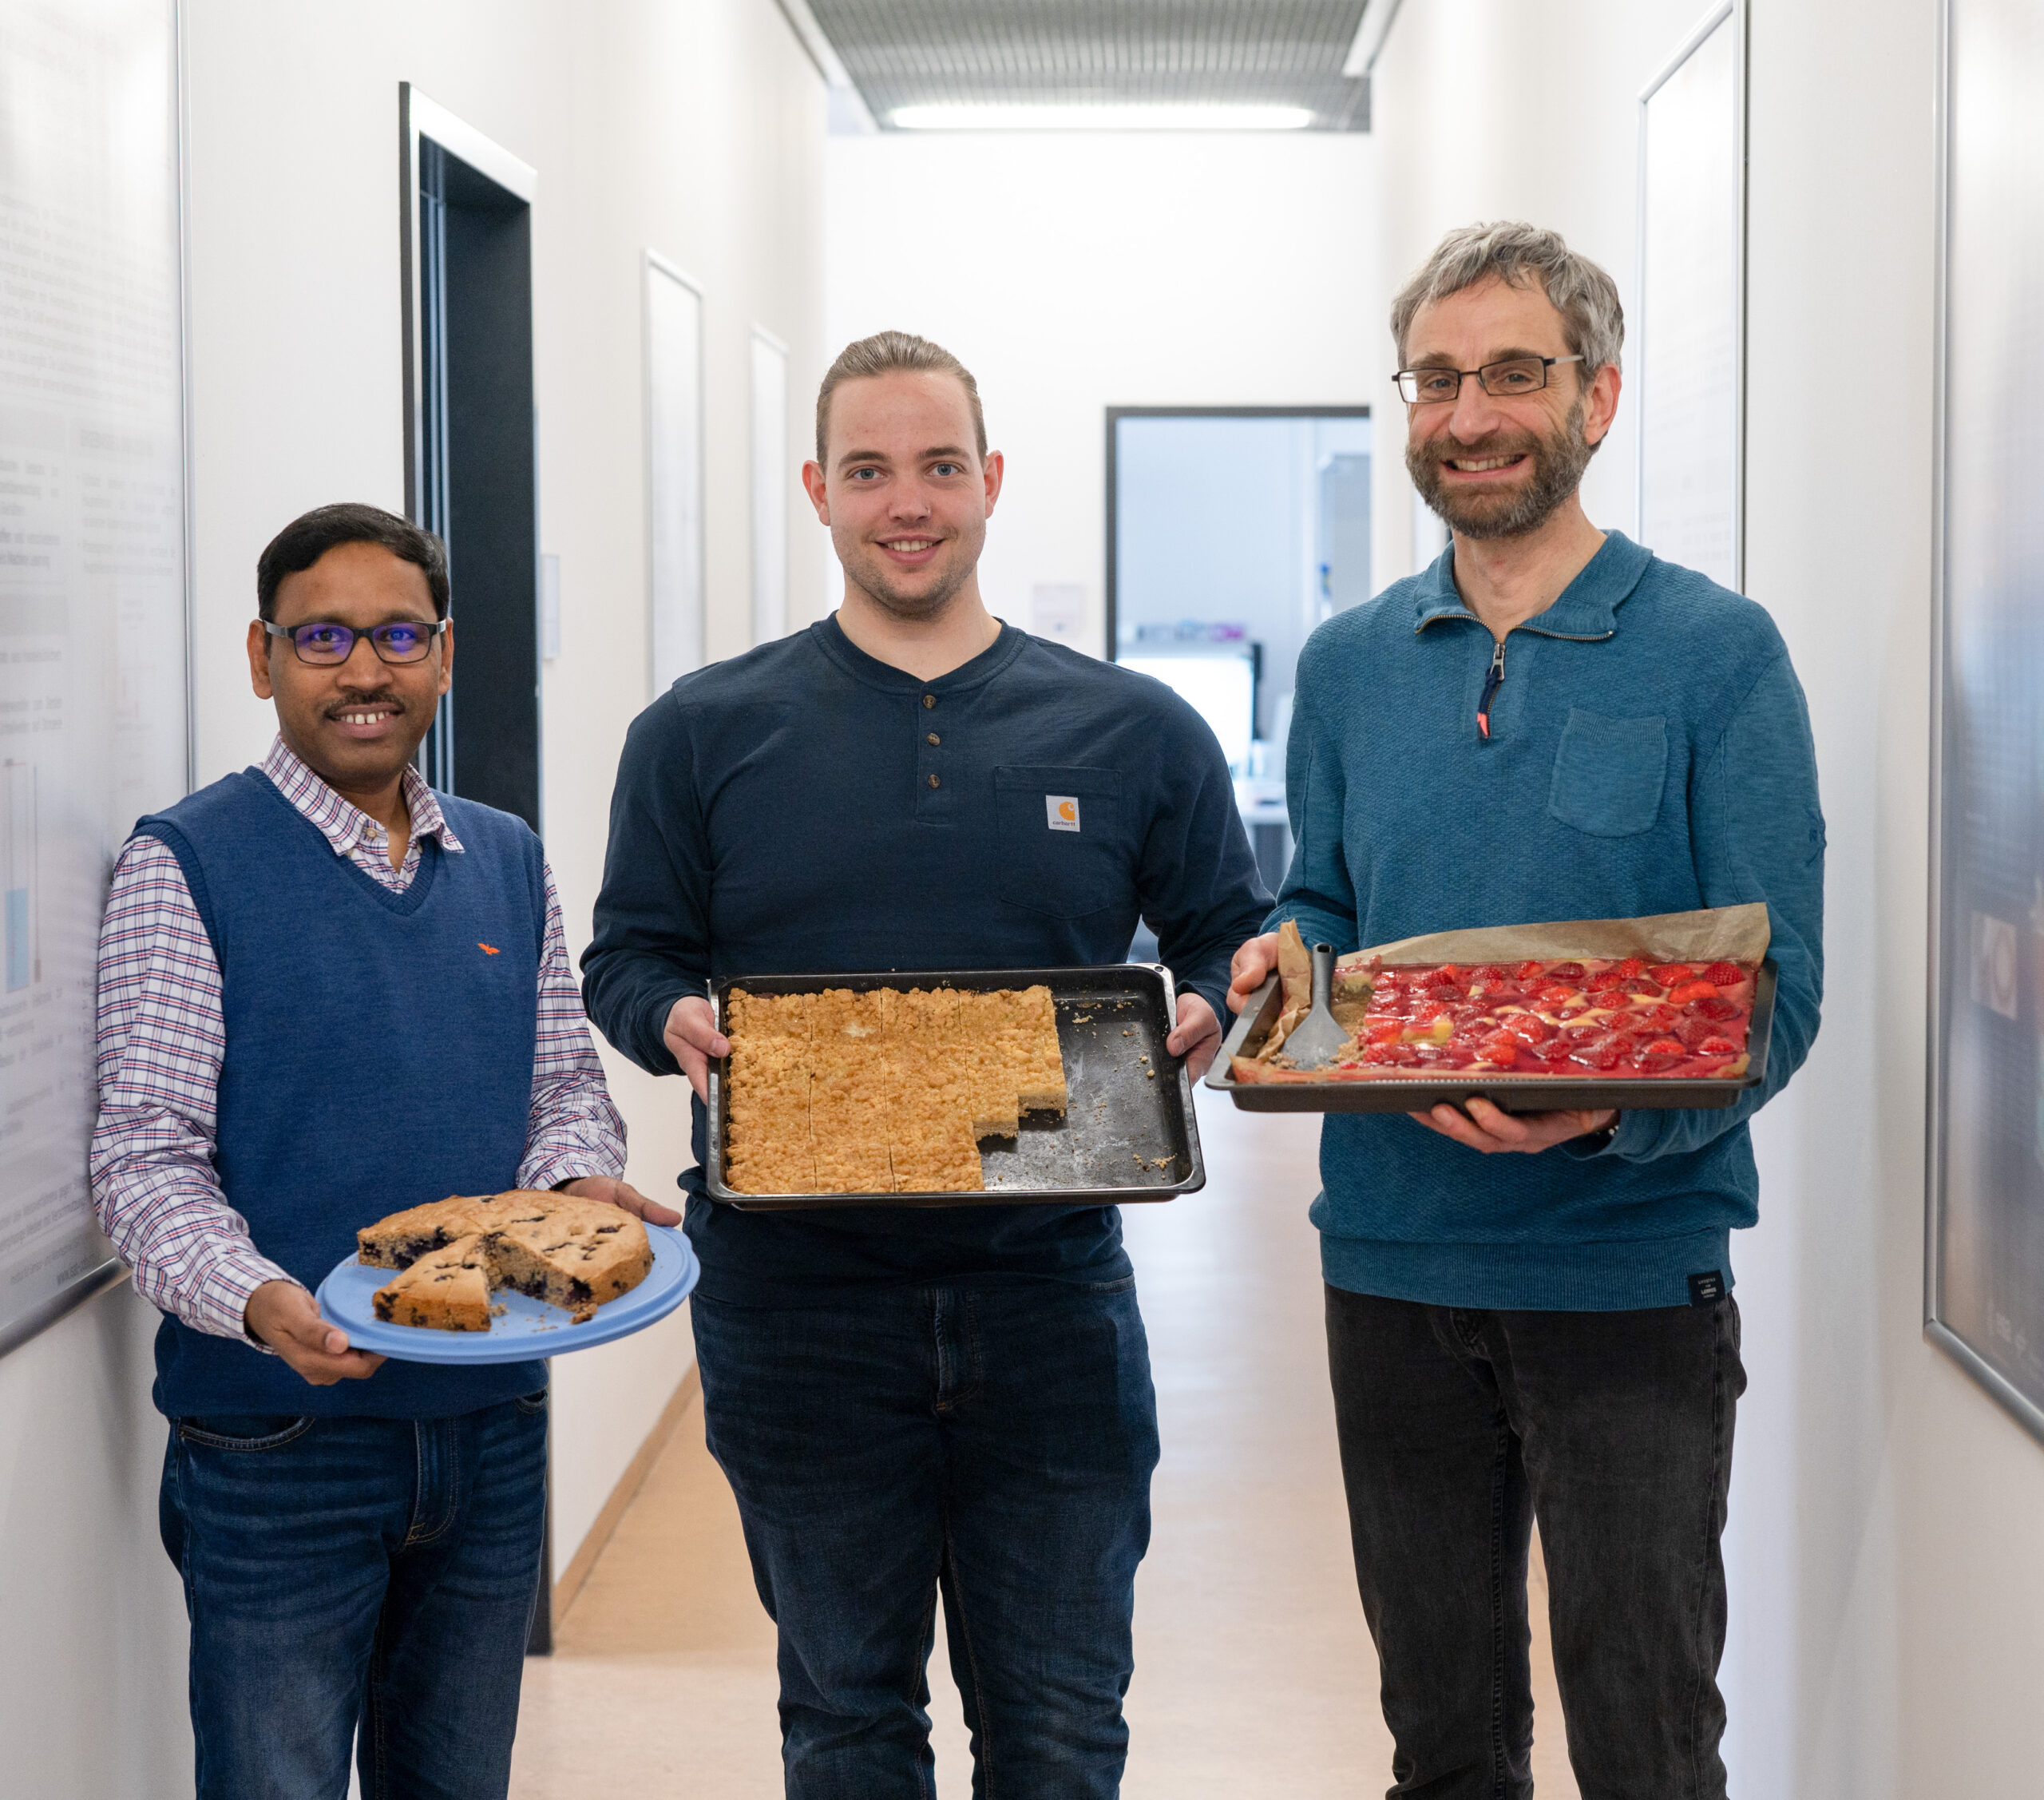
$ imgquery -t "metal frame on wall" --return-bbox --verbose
[1103,404,1372,664]
[0,0,192,1359]
[1920,0,2044,1441]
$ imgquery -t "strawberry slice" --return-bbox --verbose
[1515,959,1545,980]
[1633,1049,1684,1073]
[1544,961,1586,981]
[1615,957,1646,979]
[1630,1003,1683,1033]
[1502,1013,1555,1044]
[1618,977,1666,997]
[1685,995,1741,1022]
[1477,1033,1520,1065]
[1697,1035,1737,1057]
[1667,978,1720,1005]
[1702,961,1745,988]
[1567,1038,1625,1070]
[1470,963,1514,983]
[1538,982,1586,1009]
[1643,1037,1688,1057]
[1586,969,1626,993]
[1648,964,1696,985]
[1365,1021,1404,1045]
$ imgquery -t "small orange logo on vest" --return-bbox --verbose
[478,942,501,955]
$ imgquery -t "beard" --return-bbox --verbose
[836,529,979,622]
[1407,398,1596,541]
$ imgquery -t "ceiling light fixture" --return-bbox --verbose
[888,103,1316,132]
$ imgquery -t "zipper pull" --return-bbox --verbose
[1477,638,1506,739]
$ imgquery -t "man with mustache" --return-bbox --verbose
[583,331,1269,1797]
[91,503,672,1798]
[1228,224,1824,1795]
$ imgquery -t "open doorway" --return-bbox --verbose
[1107,406,1372,922]
[400,87,542,832]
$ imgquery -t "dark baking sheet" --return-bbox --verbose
[704,965,1206,1209]
[1206,960,1778,1114]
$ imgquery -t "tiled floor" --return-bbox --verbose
[511,1090,1579,1797]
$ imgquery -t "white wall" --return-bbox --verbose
[0,4,825,1790]
[1369,2,2017,1792]
[824,131,1378,652]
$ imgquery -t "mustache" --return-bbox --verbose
[323,690,406,715]
[1412,427,1544,468]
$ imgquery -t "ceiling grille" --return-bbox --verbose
[806,1,1372,131]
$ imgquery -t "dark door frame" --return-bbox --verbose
[394,85,554,1656]
[398,84,544,832]
[1103,404,1372,663]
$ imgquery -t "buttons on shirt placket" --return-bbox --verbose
[916,692,951,817]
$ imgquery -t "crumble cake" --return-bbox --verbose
[721,983,1069,1197]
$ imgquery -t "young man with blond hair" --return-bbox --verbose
[584,331,1269,1797]
[1231,224,1824,1797]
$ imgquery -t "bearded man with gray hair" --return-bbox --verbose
[1228,224,1824,1795]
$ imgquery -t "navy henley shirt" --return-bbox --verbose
[581,615,1271,1302]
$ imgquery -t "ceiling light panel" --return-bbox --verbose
[807,0,1373,132]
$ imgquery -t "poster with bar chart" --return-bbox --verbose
[0,0,189,1358]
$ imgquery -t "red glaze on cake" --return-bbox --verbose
[1240,956,1757,1083]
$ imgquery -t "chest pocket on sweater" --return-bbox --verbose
[992,766,1125,918]
[1547,709,1668,838]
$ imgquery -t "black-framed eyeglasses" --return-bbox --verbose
[1393,355,1584,405]
[263,618,450,666]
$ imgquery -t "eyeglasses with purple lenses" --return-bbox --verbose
[263,618,450,665]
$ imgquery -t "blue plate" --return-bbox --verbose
[315,1223,699,1364]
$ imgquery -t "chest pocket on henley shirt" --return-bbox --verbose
[1547,708,1668,838]
[992,766,1125,918]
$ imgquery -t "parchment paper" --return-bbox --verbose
[1343,902,1770,972]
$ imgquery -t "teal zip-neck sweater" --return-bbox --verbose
[1272,531,1824,1310]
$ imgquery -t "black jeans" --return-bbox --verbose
[1325,1286,1745,1800]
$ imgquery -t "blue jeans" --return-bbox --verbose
[1325,1287,1745,1800]
[692,1277,1160,1799]
[159,1394,549,1800]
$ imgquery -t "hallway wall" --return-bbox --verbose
[0,5,825,1790]
[1369,1,2010,1792]
[824,130,1379,654]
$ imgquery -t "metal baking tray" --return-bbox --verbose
[704,965,1206,1209]
[1206,959,1778,1114]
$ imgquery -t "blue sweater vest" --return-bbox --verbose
[135,770,548,1418]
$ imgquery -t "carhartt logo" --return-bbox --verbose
[1047,795,1080,833]
[478,942,501,956]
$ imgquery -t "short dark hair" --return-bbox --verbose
[256,502,450,621]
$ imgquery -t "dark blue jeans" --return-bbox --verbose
[1325,1287,1745,1800]
[159,1394,549,1800]
[692,1277,1159,1799]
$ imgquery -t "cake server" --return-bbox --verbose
[1281,943,1352,1070]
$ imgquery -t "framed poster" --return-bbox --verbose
[1636,0,1747,592]
[0,0,191,1357]
[644,252,706,695]
[1927,0,2044,1436]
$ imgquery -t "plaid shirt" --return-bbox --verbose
[89,738,626,1343]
